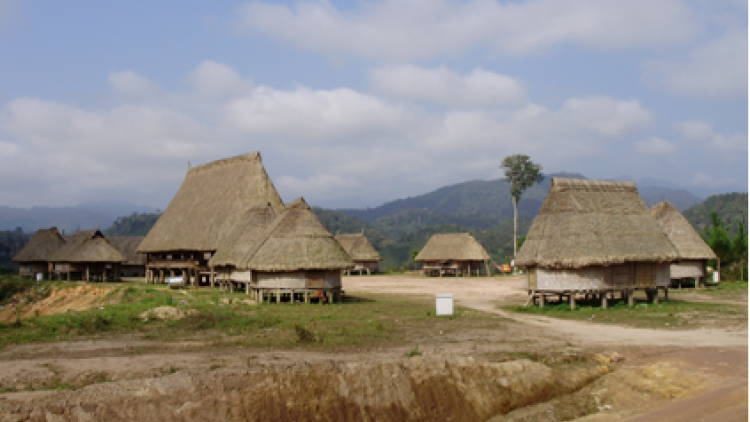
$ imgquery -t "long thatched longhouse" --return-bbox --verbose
[137,152,285,286]
[335,232,382,275]
[651,201,717,287]
[515,178,679,308]
[12,227,66,279]
[108,237,146,277]
[210,198,354,303]
[49,230,127,281]
[415,233,491,277]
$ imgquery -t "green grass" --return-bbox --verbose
[508,296,746,330]
[0,283,482,351]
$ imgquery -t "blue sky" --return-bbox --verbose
[0,0,747,209]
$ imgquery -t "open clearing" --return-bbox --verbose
[0,274,746,421]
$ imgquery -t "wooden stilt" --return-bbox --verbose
[539,293,546,308]
[652,289,659,305]
[601,293,608,309]
[663,287,669,301]
[304,290,309,304]
[85,265,90,282]
[570,293,576,310]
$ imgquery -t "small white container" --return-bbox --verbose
[168,277,185,288]
[436,294,453,316]
[713,271,720,283]
[36,273,43,282]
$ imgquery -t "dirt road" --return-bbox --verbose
[345,274,749,422]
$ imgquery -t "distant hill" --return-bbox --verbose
[683,193,748,236]
[0,201,160,233]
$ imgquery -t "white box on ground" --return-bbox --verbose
[36,273,43,282]
[436,294,453,316]
[713,271,719,283]
[167,277,185,287]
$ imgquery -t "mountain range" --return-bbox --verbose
[0,201,160,233]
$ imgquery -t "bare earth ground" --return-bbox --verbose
[0,274,745,421]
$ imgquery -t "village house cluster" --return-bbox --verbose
[13,152,716,307]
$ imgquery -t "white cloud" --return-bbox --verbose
[109,70,162,99]
[370,65,525,107]
[646,30,748,98]
[234,0,695,60]
[675,120,747,153]
[0,62,701,209]
[184,60,254,98]
[634,137,678,155]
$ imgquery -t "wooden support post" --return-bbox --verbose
[570,293,576,310]
[85,265,90,282]
[210,267,215,287]
[102,267,107,283]
[601,293,608,309]
[276,290,281,303]
[627,290,634,307]
[304,291,310,304]
[327,291,333,304]
[539,293,546,308]
[663,287,669,301]
[652,289,659,305]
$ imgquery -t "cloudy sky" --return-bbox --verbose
[0,0,747,209]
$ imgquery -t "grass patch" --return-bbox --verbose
[0,283,495,351]
[508,296,746,330]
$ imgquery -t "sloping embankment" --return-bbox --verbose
[1,356,605,422]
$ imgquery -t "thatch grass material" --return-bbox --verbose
[209,204,276,267]
[108,237,146,265]
[12,227,65,263]
[651,201,717,260]
[335,233,382,262]
[210,197,354,271]
[49,230,126,263]
[137,152,285,253]
[415,233,490,262]
[515,178,679,269]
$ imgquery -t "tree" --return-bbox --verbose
[501,154,544,259]
[732,220,747,281]
[704,212,733,278]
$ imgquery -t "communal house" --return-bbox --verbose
[415,233,491,277]
[515,178,679,308]
[12,227,65,279]
[335,231,382,275]
[48,230,127,281]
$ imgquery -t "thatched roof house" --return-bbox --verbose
[651,201,716,280]
[335,232,382,275]
[108,236,146,276]
[516,178,679,299]
[12,227,65,278]
[138,152,284,254]
[415,233,491,276]
[137,152,285,285]
[210,198,353,303]
[49,230,127,281]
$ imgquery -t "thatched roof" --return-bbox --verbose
[108,237,146,265]
[515,178,679,269]
[137,152,285,253]
[208,204,277,267]
[415,233,490,262]
[335,232,382,262]
[651,201,717,261]
[49,230,127,263]
[210,197,354,271]
[12,227,65,263]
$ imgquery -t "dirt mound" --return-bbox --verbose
[0,356,606,422]
[140,306,196,321]
[0,285,112,322]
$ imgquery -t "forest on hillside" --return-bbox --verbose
[682,193,748,237]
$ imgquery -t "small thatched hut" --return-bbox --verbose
[335,232,382,275]
[415,233,491,277]
[210,198,354,303]
[515,178,679,308]
[137,152,285,286]
[12,227,65,279]
[108,237,146,277]
[49,230,127,281]
[651,201,717,287]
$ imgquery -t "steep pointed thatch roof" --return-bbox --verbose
[210,197,354,271]
[137,152,285,253]
[415,233,490,262]
[515,178,679,269]
[108,237,146,265]
[651,201,717,261]
[208,204,277,267]
[12,227,65,263]
[335,232,382,262]
[49,230,127,263]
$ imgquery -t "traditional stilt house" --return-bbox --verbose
[335,231,382,275]
[48,230,127,281]
[136,152,285,286]
[515,178,679,308]
[12,227,65,279]
[415,233,491,277]
[650,201,717,287]
[108,237,146,277]
[210,198,354,304]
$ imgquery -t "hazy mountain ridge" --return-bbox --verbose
[0,202,160,233]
